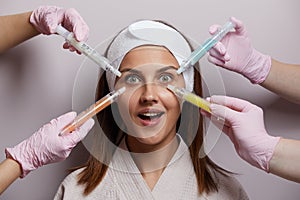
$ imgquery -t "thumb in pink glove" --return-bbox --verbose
[205,95,280,172]
[5,112,94,178]
[207,17,271,84]
[29,5,89,53]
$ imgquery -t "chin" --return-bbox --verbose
[136,134,162,145]
[136,131,176,147]
[127,123,164,139]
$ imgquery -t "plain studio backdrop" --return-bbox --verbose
[1,0,300,199]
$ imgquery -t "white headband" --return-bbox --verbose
[106,20,194,92]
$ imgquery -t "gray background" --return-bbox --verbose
[1,0,300,199]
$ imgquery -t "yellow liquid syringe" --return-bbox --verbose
[59,87,126,136]
[167,85,211,113]
[167,84,231,127]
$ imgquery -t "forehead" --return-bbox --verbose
[119,45,180,70]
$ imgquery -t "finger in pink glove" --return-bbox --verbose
[5,112,94,178]
[208,95,280,172]
[30,5,89,53]
[207,17,271,84]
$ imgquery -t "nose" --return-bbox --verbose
[139,83,159,104]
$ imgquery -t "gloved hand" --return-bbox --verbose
[205,95,280,172]
[5,112,94,178]
[207,17,271,84]
[30,5,89,53]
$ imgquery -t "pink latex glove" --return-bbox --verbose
[207,17,271,84]
[204,95,280,172]
[30,5,89,53]
[5,112,94,178]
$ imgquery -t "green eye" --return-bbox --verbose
[159,74,173,83]
[125,74,142,84]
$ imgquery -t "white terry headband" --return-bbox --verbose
[106,20,194,92]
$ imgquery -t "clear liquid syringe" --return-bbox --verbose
[59,87,126,136]
[177,21,235,74]
[56,25,121,77]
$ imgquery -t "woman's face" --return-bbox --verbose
[114,45,185,147]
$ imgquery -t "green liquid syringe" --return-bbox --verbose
[177,21,235,74]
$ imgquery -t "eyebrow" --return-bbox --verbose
[120,66,178,74]
[157,66,178,73]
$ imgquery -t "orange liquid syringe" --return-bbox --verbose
[59,87,126,136]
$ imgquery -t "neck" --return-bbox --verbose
[126,135,179,173]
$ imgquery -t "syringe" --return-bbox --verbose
[167,84,230,126]
[167,84,211,113]
[177,21,235,74]
[56,25,121,77]
[59,87,126,136]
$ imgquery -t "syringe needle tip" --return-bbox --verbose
[115,70,122,77]
[167,84,176,91]
[176,67,184,74]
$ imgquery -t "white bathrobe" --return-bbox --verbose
[54,135,249,200]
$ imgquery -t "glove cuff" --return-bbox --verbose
[29,6,45,34]
[5,146,36,178]
[264,136,281,172]
[244,49,272,84]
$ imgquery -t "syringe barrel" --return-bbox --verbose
[59,87,126,136]
[177,20,235,74]
[56,25,121,77]
[56,25,70,39]
[211,21,235,41]
[167,84,211,113]
[191,21,234,65]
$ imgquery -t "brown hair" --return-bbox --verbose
[73,20,230,196]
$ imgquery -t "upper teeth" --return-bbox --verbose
[142,113,159,117]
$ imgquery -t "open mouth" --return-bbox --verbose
[138,112,164,120]
[137,110,165,126]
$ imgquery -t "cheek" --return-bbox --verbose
[160,89,181,111]
[117,89,139,117]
